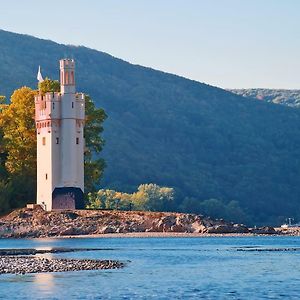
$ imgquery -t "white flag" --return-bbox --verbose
[37,65,44,83]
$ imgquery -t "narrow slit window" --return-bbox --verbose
[72,102,74,108]
[53,102,55,110]
[42,137,46,145]
[45,173,48,180]
[76,137,79,145]
[71,71,74,84]
[56,137,59,144]
[65,71,69,85]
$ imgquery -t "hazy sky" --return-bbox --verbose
[1,0,300,89]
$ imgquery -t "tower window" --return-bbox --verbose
[65,71,69,85]
[45,173,48,180]
[42,137,46,145]
[53,102,55,110]
[76,137,79,144]
[71,71,74,84]
[72,102,74,108]
[56,137,59,144]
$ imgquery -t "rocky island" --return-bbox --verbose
[0,206,287,238]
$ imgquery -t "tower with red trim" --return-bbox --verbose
[35,59,85,211]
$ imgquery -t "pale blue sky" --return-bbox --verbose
[1,0,300,89]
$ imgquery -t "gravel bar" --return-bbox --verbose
[0,256,124,275]
[0,248,114,256]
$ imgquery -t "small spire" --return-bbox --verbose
[37,66,44,83]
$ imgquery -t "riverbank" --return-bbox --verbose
[0,206,296,238]
[56,229,300,239]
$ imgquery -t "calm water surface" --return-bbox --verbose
[0,236,300,299]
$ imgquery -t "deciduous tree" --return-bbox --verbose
[0,87,36,176]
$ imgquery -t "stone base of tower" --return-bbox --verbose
[52,187,84,210]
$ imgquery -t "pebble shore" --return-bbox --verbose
[0,256,124,275]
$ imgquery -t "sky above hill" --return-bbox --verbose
[1,0,300,89]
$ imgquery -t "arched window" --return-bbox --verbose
[65,71,69,85]
[70,71,74,85]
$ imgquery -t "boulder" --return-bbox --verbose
[98,226,116,234]
[232,224,249,233]
[206,225,234,234]
[250,226,277,235]
[156,216,176,232]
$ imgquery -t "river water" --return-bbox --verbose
[0,236,300,299]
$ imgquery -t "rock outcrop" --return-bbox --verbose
[0,207,278,238]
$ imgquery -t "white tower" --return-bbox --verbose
[35,59,85,211]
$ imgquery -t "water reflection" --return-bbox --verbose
[33,273,55,293]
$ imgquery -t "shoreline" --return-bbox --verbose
[1,207,299,239]
[52,230,295,239]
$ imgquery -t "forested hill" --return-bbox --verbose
[1,29,300,225]
[230,89,300,108]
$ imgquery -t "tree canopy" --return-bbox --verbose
[84,95,107,192]
[87,183,174,212]
[0,87,36,176]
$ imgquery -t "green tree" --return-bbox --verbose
[198,199,226,220]
[84,95,107,192]
[87,189,132,210]
[225,200,248,224]
[87,183,174,212]
[132,184,174,211]
[38,78,60,94]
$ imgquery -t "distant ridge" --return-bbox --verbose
[1,29,300,225]
[230,89,300,108]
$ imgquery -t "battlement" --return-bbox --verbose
[35,92,61,103]
[60,59,75,69]
[76,93,84,101]
[60,59,75,88]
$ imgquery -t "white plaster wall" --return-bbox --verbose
[60,118,77,186]
[51,125,61,190]
[75,123,84,191]
[36,128,53,211]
